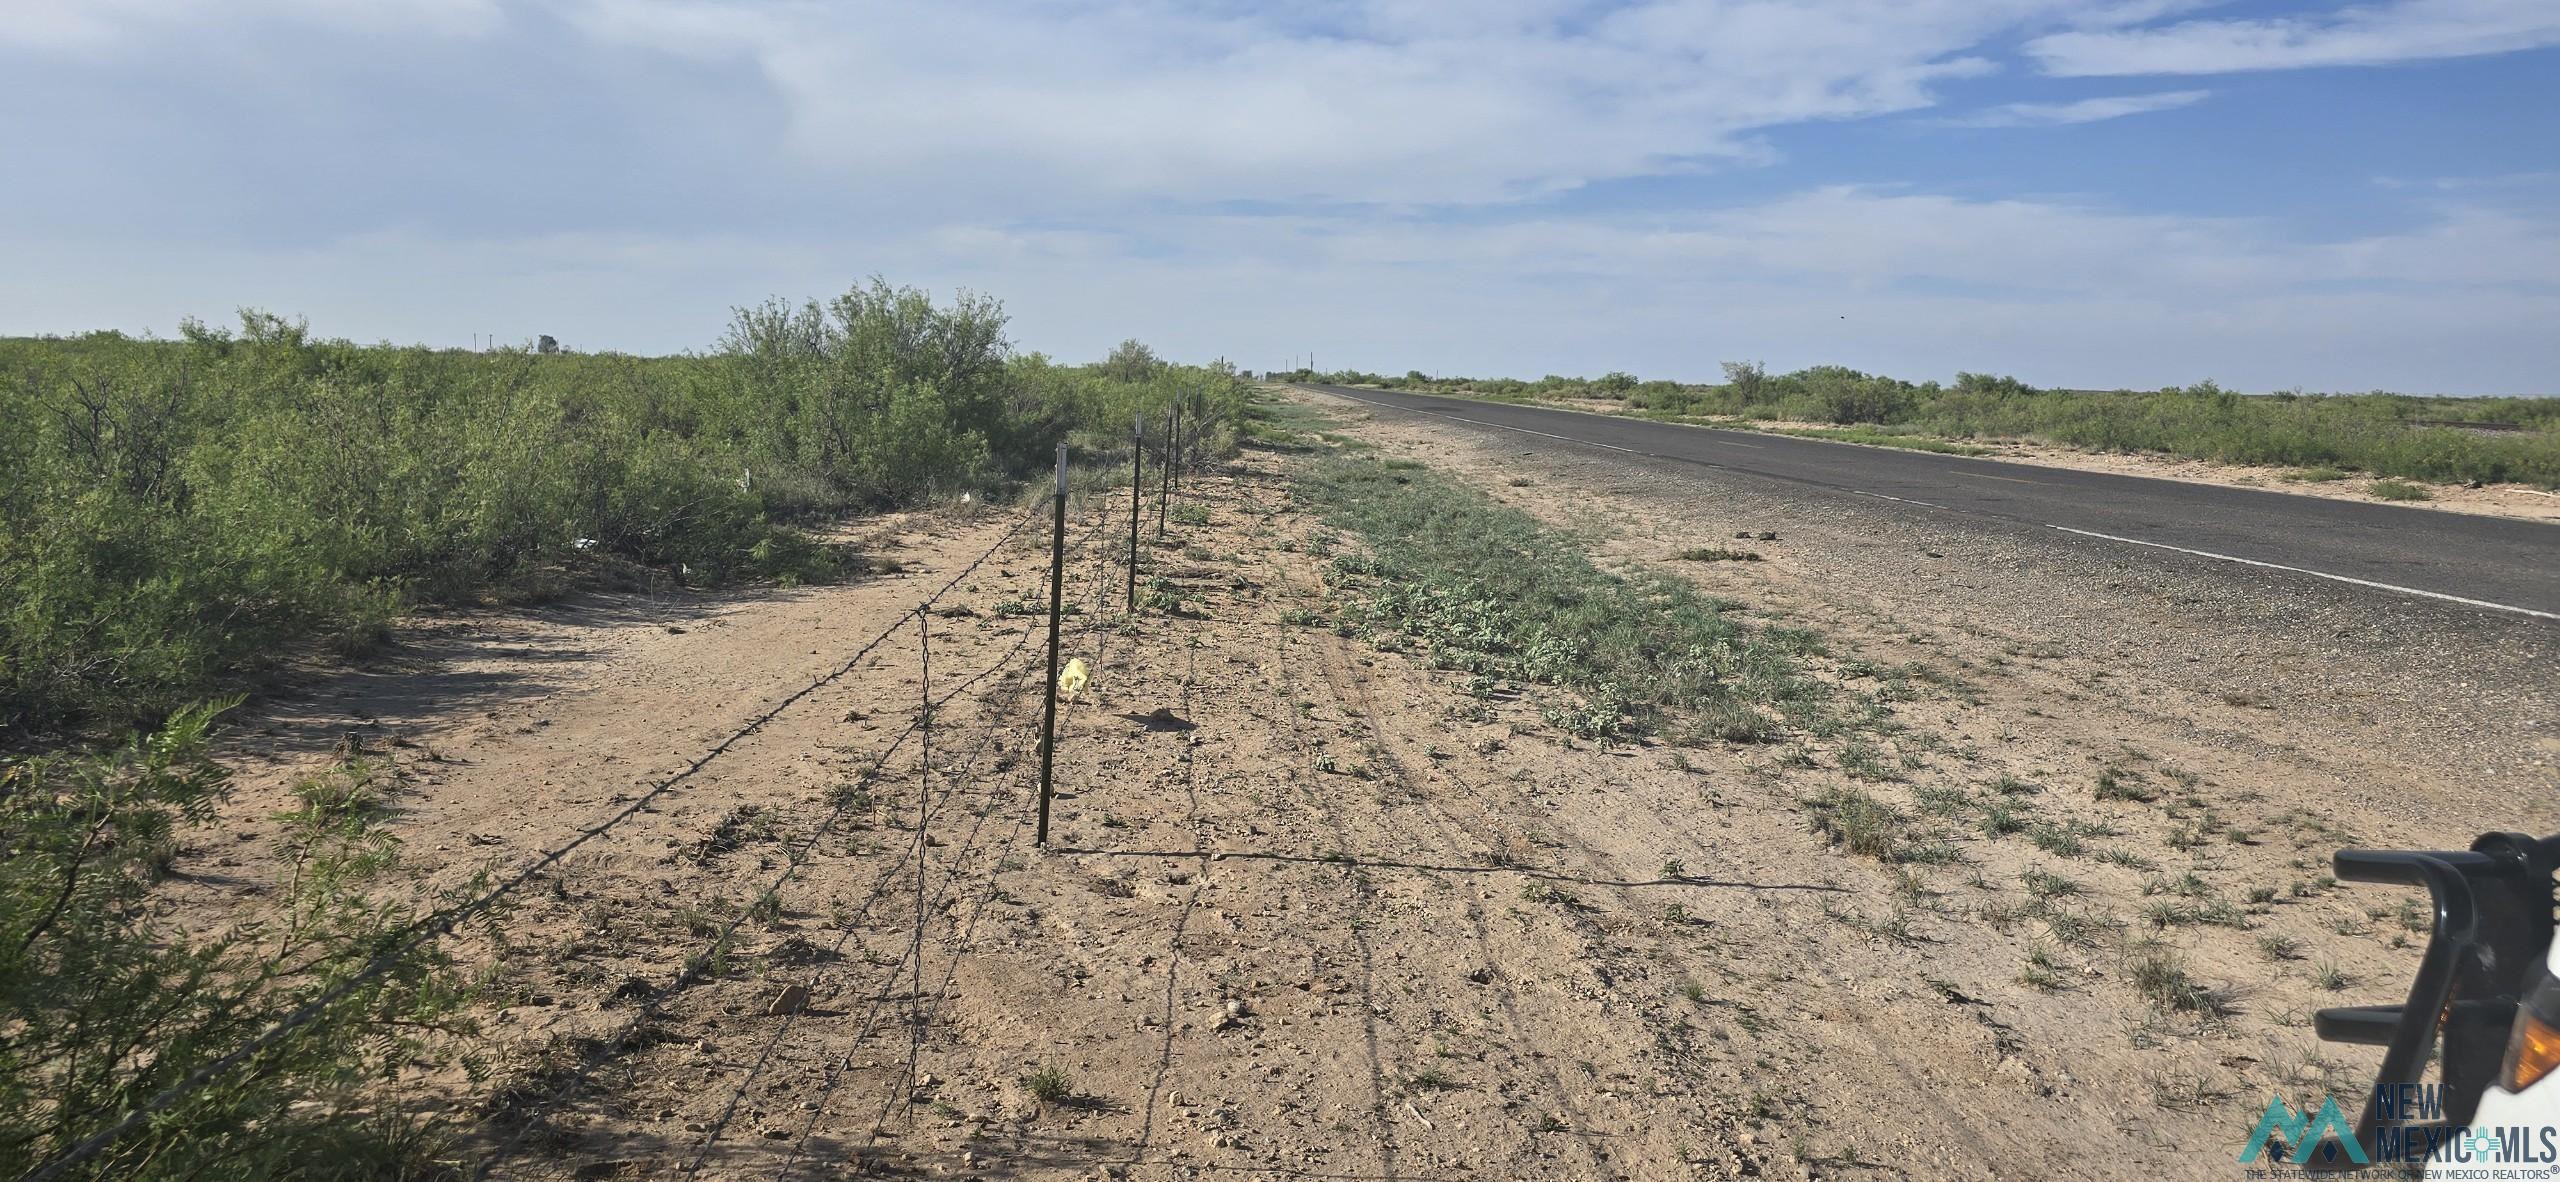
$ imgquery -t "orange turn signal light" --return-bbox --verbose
[2508,1012,2560,1092]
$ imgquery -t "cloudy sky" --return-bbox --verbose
[5,1,2556,392]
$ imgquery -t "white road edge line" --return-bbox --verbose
[1851,490,1948,510]
[1444,415,1639,454]
[2046,525,2559,623]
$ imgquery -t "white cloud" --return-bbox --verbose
[3,1,2552,392]
[11,0,2136,206]
[1096,191,2560,391]
[2028,0,2560,75]
[557,0,2083,205]
[8,186,2552,392]
[18,1,2517,208]
[0,0,500,51]
[1073,186,2560,301]
[1949,87,2210,126]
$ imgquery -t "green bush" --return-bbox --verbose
[0,285,1251,740]
[1,704,473,1178]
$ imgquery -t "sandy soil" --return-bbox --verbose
[160,396,2560,1181]
[1515,393,2560,524]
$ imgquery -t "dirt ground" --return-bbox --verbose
[170,388,2560,1181]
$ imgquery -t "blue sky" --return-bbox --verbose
[4,1,2555,393]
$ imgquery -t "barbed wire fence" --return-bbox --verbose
[476,485,1141,1177]
[674,493,1127,1177]
[852,413,1233,1175]
[22,407,1230,1182]
[470,609,1048,1174]
[682,440,1152,1169]
[769,440,1154,1177]
[675,659,1027,1160]
[651,421,1221,1177]
[21,491,1073,1181]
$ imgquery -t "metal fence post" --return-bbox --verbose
[1174,385,1190,493]
[1158,405,1176,538]
[1127,413,1142,613]
[1036,442,1067,846]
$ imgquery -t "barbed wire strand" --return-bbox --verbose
[757,761,1020,1177]
[23,501,1046,1182]
[475,613,1041,1178]
[857,485,1143,1156]
[770,489,1127,1176]
[676,645,1039,1177]
[679,496,1118,1176]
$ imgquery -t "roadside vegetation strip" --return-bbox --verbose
[1288,451,1828,744]
[1284,365,2560,488]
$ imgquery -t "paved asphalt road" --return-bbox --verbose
[1299,384,2560,623]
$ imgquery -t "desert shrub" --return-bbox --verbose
[0,704,473,1178]
[1794,366,1917,425]
[0,324,814,736]
[0,285,1251,739]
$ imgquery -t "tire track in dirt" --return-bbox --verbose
[1309,653,1640,1181]
[1402,743,1922,1158]
[1238,483,1405,1182]
[758,506,1131,1177]
[1239,471,1625,1182]
[492,626,1041,1176]
[1343,689,2064,1176]
[682,622,1043,1177]
[1124,619,1214,1167]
